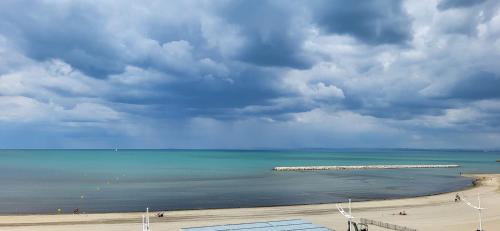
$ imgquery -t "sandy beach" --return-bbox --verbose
[0,174,498,231]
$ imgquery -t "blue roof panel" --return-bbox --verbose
[267,219,305,226]
[181,219,333,231]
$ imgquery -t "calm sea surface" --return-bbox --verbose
[0,149,499,214]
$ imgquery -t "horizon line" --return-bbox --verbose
[1,147,499,152]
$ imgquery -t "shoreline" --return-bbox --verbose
[0,174,475,216]
[0,173,498,231]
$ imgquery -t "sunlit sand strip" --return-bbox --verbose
[272,164,460,171]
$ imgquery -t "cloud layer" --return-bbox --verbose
[0,0,499,149]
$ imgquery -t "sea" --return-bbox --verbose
[0,149,499,214]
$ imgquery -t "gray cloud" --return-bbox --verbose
[216,1,315,69]
[312,0,412,45]
[437,0,487,11]
[0,0,500,148]
[443,72,500,100]
[0,1,125,78]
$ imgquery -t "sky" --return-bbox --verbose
[0,0,499,149]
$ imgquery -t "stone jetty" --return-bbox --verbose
[272,164,460,171]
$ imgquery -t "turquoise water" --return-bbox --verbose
[0,149,499,214]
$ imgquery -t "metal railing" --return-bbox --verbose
[359,218,417,231]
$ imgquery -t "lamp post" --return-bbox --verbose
[336,199,354,231]
[462,194,485,231]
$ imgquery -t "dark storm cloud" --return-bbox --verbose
[0,0,316,122]
[437,0,487,11]
[0,0,319,120]
[0,1,125,78]
[218,1,314,69]
[341,91,447,120]
[0,1,213,79]
[0,0,315,78]
[445,72,500,100]
[108,67,291,119]
[312,0,412,45]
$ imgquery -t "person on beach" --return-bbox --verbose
[157,211,166,217]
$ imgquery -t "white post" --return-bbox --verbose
[147,207,150,231]
[478,195,482,231]
[348,199,352,231]
[142,208,151,231]
[349,199,351,215]
[142,215,145,231]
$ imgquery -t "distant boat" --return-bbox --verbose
[114,148,118,152]
[496,160,500,162]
